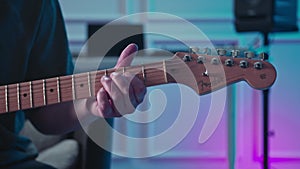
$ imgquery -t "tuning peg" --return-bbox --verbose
[211,57,220,65]
[244,51,255,59]
[258,52,269,61]
[231,50,240,58]
[225,59,234,66]
[189,47,199,54]
[217,49,227,56]
[183,55,192,62]
[254,62,263,69]
[200,48,211,55]
[239,60,249,68]
[197,55,206,64]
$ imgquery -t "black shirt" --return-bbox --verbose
[0,0,73,166]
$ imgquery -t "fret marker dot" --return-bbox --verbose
[80,84,84,87]
[23,93,27,97]
[50,89,54,92]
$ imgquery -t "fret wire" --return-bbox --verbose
[87,72,92,97]
[105,69,108,76]
[43,79,46,105]
[29,81,33,108]
[142,65,146,83]
[17,83,20,110]
[163,60,168,83]
[122,67,125,75]
[57,77,61,103]
[3,66,173,98]
[2,60,192,102]
[5,85,8,112]
[72,75,76,100]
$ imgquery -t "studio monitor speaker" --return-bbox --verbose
[234,0,298,33]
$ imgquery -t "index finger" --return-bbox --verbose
[115,43,138,68]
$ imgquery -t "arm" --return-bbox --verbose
[26,0,146,134]
[28,44,146,134]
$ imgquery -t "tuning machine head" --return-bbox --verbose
[254,62,263,69]
[217,49,227,56]
[199,47,211,55]
[197,55,206,64]
[244,51,255,59]
[231,50,240,58]
[225,58,234,66]
[258,52,269,61]
[239,60,249,68]
[189,47,199,54]
[183,54,192,62]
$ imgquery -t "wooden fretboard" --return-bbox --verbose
[0,61,170,114]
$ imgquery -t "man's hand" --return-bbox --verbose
[28,44,146,134]
[87,44,146,118]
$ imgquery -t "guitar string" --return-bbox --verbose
[1,54,257,91]
[1,60,181,96]
[0,63,256,101]
[0,70,169,111]
[0,76,164,111]
[0,57,261,101]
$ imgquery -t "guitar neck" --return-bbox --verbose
[0,51,277,114]
[0,61,172,114]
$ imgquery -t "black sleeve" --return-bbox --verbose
[25,0,74,81]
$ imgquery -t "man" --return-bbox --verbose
[0,0,146,168]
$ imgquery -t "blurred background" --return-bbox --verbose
[55,0,300,168]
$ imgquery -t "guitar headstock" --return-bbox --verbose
[171,48,277,95]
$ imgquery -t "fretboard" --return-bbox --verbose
[0,61,171,114]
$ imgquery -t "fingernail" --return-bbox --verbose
[111,72,119,77]
[101,76,111,81]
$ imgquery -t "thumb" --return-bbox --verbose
[115,43,138,68]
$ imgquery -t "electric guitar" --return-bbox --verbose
[0,50,277,114]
